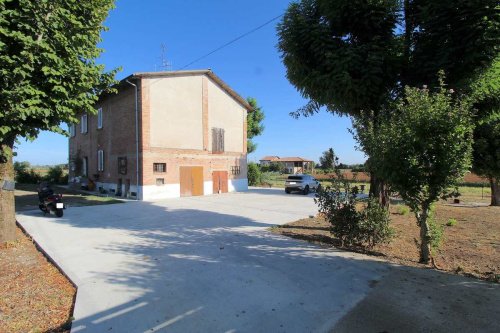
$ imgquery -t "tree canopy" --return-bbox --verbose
[364,82,473,263]
[0,0,117,243]
[246,97,265,154]
[0,0,118,157]
[319,148,336,170]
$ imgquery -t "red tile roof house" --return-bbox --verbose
[259,156,313,174]
[68,70,252,200]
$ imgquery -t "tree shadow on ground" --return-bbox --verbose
[18,198,500,333]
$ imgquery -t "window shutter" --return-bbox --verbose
[212,128,225,153]
[97,108,103,129]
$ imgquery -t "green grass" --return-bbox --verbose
[257,172,491,203]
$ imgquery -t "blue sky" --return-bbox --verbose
[14,0,366,166]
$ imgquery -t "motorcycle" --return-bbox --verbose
[38,182,65,217]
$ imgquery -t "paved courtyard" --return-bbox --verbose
[16,188,500,333]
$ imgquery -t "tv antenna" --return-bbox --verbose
[156,43,172,71]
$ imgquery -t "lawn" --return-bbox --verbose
[271,201,500,282]
[15,183,123,212]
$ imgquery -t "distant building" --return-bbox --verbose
[68,70,252,200]
[259,156,313,174]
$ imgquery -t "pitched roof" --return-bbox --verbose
[277,157,313,162]
[123,70,253,111]
[260,156,280,161]
[259,156,313,162]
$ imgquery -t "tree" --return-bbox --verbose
[366,83,473,263]
[277,0,499,205]
[470,57,500,205]
[319,148,336,170]
[277,0,400,205]
[246,97,265,154]
[0,0,118,243]
[247,162,262,186]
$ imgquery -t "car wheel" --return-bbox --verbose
[316,184,322,192]
[303,185,309,195]
[285,188,291,194]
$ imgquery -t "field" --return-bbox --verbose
[261,171,492,204]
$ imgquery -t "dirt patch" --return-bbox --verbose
[0,227,75,333]
[271,202,500,282]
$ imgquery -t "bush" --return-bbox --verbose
[44,165,65,184]
[397,205,410,215]
[446,218,458,227]
[14,162,43,184]
[427,205,444,253]
[315,170,393,249]
[247,162,262,186]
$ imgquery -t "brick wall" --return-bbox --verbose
[69,84,139,187]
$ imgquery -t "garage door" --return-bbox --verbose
[180,166,204,197]
[212,171,228,194]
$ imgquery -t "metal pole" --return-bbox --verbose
[126,79,140,200]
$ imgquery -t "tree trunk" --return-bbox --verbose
[0,143,17,244]
[417,206,432,264]
[369,172,390,208]
[490,177,500,206]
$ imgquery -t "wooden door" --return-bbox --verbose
[180,166,204,197]
[212,171,228,194]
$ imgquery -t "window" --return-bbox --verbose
[97,150,104,171]
[69,124,76,137]
[118,157,127,175]
[156,178,165,186]
[97,107,103,129]
[212,127,225,153]
[153,163,166,173]
[81,114,88,133]
[231,166,240,175]
[82,157,88,176]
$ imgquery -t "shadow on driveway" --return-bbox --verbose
[17,196,500,333]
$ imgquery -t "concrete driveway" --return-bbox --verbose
[16,188,500,333]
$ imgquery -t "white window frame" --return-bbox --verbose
[97,107,103,129]
[81,114,88,133]
[69,124,76,137]
[82,157,88,176]
[97,150,104,171]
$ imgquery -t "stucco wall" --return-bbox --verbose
[146,76,204,150]
[207,77,246,153]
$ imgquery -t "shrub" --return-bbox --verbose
[247,162,262,186]
[397,205,410,215]
[14,162,43,184]
[446,218,458,226]
[315,170,393,249]
[44,165,65,184]
[427,206,444,253]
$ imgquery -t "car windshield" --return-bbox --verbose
[287,176,303,180]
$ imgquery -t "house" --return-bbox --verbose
[259,156,313,174]
[259,156,280,166]
[68,70,252,200]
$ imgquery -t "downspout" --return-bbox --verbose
[126,79,140,200]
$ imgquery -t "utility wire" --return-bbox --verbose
[179,14,284,70]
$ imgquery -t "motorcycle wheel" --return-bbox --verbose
[55,209,64,217]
